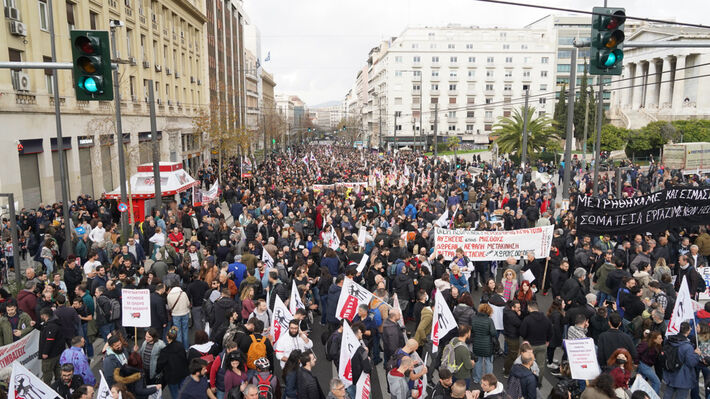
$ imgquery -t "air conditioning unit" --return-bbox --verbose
[128,57,137,66]
[9,21,26,36]
[190,76,195,83]
[13,72,30,92]
[142,61,150,68]
[156,98,162,105]
[5,7,20,20]
[154,64,162,72]
[166,68,172,75]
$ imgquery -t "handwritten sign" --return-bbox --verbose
[122,289,151,328]
[564,338,601,380]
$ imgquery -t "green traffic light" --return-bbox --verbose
[71,30,114,101]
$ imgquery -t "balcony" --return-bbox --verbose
[246,89,258,98]
[485,89,495,96]
[430,89,440,95]
[430,103,438,110]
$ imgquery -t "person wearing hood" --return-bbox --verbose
[468,373,506,398]
[519,302,552,373]
[39,307,64,385]
[210,287,237,336]
[114,352,160,399]
[662,322,702,399]
[510,352,537,399]
[103,334,130,387]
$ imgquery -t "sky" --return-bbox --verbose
[243,0,708,107]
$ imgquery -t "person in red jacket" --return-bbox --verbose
[17,281,38,322]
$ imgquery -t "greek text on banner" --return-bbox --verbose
[434,225,553,261]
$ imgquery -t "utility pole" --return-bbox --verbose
[593,76,604,196]
[110,25,129,242]
[521,86,530,166]
[563,48,578,200]
[582,87,590,169]
[48,0,73,255]
[394,112,398,150]
[434,102,439,158]
[148,81,161,211]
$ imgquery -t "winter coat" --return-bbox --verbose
[470,312,497,357]
[502,308,522,339]
[156,340,189,385]
[114,365,158,399]
[662,334,702,389]
[382,319,406,360]
[519,311,552,346]
[297,368,325,399]
[139,339,166,381]
[39,315,64,359]
[596,328,637,365]
[325,284,342,325]
[150,292,168,329]
[510,364,537,399]
[17,290,38,322]
[393,273,415,301]
[452,304,475,327]
[387,369,410,399]
[561,277,587,308]
[413,306,432,347]
[0,311,33,345]
[548,310,564,347]
[594,262,616,295]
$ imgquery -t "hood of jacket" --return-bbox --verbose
[668,333,689,347]
[510,363,534,379]
[17,290,36,302]
[114,366,141,385]
[215,297,235,310]
[485,382,505,397]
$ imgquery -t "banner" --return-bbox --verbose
[434,226,554,261]
[336,278,373,321]
[431,290,457,353]
[0,329,40,374]
[122,289,151,328]
[289,280,305,315]
[630,372,661,399]
[667,276,696,336]
[565,338,601,380]
[262,247,274,269]
[355,373,371,399]
[338,322,360,387]
[96,370,111,399]
[8,362,59,399]
[576,188,710,234]
[271,295,293,345]
[200,179,219,204]
[241,156,253,178]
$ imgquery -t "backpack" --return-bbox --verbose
[388,259,404,278]
[506,373,523,399]
[385,349,408,372]
[660,340,682,372]
[108,298,121,321]
[325,330,342,362]
[247,334,267,369]
[254,373,274,399]
[197,350,215,372]
[441,339,465,373]
[696,270,707,293]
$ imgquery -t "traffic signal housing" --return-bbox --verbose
[590,7,626,76]
[70,30,113,101]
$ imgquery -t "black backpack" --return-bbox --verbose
[660,340,682,372]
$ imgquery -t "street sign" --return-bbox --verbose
[118,202,128,212]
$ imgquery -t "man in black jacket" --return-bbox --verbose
[349,322,373,398]
[548,260,570,298]
[267,270,289,310]
[150,283,168,337]
[503,300,522,376]
[53,294,80,348]
[39,307,64,385]
[519,302,552,373]
[52,363,84,399]
[393,268,415,316]
[382,309,406,364]
[431,368,453,399]
[561,267,588,308]
[297,350,325,399]
[211,288,236,334]
[596,313,637,365]
[63,256,83,302]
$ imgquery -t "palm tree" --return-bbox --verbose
[493,106,561,159]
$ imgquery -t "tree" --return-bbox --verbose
[192,103,240,179]
[493,106,561,159]
[625,121,677,158]
[336,115,364,146]
[553,84,567,137]
[572,63,602,148]
[671,120,710,142]
[587,124,628,152]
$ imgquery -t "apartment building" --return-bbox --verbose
[0,0,209,209]
[360,25,556,148]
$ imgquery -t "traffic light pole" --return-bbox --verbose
[110,27,130,243]
[562,48,578,201]
[148,81,162,212]
[593,76,604,196]
[48,0,74,256]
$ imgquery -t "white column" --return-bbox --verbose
[631,63,644,109]
[620,63,632,108]
[672,55,687,111]
[645,60,659,109]
[659,56,673,108]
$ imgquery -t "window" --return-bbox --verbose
[43,56,53,94]
[126,29,133,58]
[504,84,511,92]
[395,56,402,63]
[486,70,494,78]
[412,96,420,104]
[66,1,76,31]
[467,110,475,117]
[449,97,456,104]
[413,56,421,63]
[485,98,492,104]
[485,111,493,119]
[129,76,136,98]
[557,64,571,73]
[411,43,419,49]
[558,50,572,59]
[413,70,421,77]
[430,44,437,49]
[140,35,147,60]
[541,71,548,77]
[430,125,436,131]
[466,124,474,132]
[153,41,159,64]
[448,111,456,118]
[90,11,98,30]
[505,57,513,63]
[466,44,473,49]
[541,57,549,64]
[448,84,457,91]
[522,71,531,78]
[487,57,494,63]
[539,98,546,105]
[467,97,475,105]
[485,124,493,131]
[539,111,546,117]
[431,97,438,104]
[521,44,528,50]
[468,57,475,63]
[503,110,511,117]
[558,37,574,45]
[412,84,421,91]
[395,70,402,77]
[485,84,494,91]
[448,125,457,132]
[503,44,510,50]
[504,70,513,78]
[432,56,439,63]
[523,57,531,64]
[428,32,435,39]
[38,1,49,31]
[431,70,439,77]
[499,32,507,39]
[450,56,457,63]
[431,84,439,91]
[449,71,457,78]
[394,97,403,105]
[467,69,475,78]
[540,84,547,91]
[448,44,455,49]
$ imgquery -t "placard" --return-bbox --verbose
[564,338,601,380]
[122,289,151,328]
[0,330,40,375]
[699,266,710,301]
[434,226,553,261]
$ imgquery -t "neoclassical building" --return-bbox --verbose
[609,26,710,129]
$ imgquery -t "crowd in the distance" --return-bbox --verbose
[0,145,709,399]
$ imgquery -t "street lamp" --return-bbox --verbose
[582,86,592,169]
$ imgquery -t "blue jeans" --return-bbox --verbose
[597,291,609,305]
[99,322,115,341]
[171,315,189,350]
[637,362,660,394]
[81,323,94,357]
[43,258,53,275]
[472,355,494,384]
[168,381,182,399]
[663,387,689,399]
[346,384,356,399]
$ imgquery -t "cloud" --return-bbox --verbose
[243,0,709,106]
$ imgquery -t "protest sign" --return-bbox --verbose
[357,254,369,273]
[0,329,40,375]
[336,278,373,321]
[698,266,710,300]
[576,187,710,234]
[122,289,151,328]
[8,362,59,399]
[564,338,601,380]
[434,226,553,261]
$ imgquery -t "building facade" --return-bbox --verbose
[1,0,209,209]
[609,26,710,129]
[354,25,557,148]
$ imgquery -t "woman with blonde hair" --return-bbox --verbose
[501,269,519,301]
[240,285,255,320]
[652,258,671,281]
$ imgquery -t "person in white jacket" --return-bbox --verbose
[273,319,312,368]
[88,221,106,244]
[166,285,191,350]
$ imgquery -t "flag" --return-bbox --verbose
[289,280,305,315]
[336,277,373,321]
[431,289,457,353]
[392,293,406,329]
[667,276,696,335]
[357,254,369,274]
[357,226,367,248]
[326,230,340,250]
[262,247,274,269]
[8,362,60,399]
[96,370,111,399]
[630,372,660,399]
[448,205,459,229]
[265,51,271,62]
[435,209,449,228]
[338,321,360,387]
[271,295,293,345]
[355,373,371,399]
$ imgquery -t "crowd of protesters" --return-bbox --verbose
[0,145,708,399]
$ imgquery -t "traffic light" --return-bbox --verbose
[271,138,276,145]
[590,7,626,75]
[70,30,113,101]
